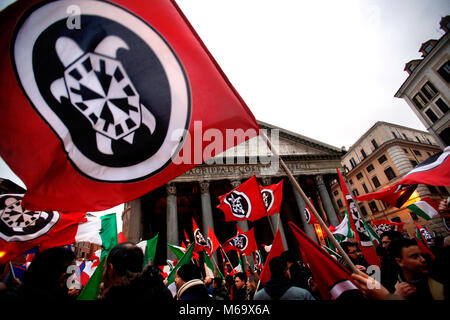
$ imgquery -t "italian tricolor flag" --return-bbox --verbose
[137,233,159,266]
[329,210,353,242]
[77,213,118,300]
[407,201,439,221]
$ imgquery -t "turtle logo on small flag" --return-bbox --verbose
[224,191,252,219]
[0,194,59,242]
[194,229,208,247]
[261,189,274,212]
[12,1,190,182]
[230,234,249,251]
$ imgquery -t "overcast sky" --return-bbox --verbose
[1,0,449,215]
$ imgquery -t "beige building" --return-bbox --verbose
[395,16,450,147]
[331,121,448,238]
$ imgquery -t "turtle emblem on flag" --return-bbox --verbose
[194,228,208,247]
[304,206,312,223]
[230,235,249,251]
[206,237,213,253]
[0,194,59,242]
[224,191,252,219]
[12,0,190,182]
[261,189,274,211]
[346,196,371,246]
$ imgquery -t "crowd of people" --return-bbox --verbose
[0,232,448,301]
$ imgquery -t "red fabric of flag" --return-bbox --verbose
[355,183,417,208]
[288,221,360,300]
[207,226,220,256]
[259,180,283,216]
[0,194,86,264]
[259,229,285,285]
[304,197,318,225]
[222,228,258,256]
[117,232,127,244]
[0,0,260,212]
[217,176,267,222]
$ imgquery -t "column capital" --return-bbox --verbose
[166,183,177,196]
[261,176,272,186]
[199,181,210,194]
[314,174,324,185]
[230,179,241,189]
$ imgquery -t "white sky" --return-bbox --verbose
[1,0,449,228]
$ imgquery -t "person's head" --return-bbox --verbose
[23,247,75,295]
[380,230,404,249]
[389,238,428,280]
[340,242,363,262]
[281,250,299,268]
[246,274,259,292]
[234,272,247,290]
[175,263,202,290]
[204,276,212,287]
[103,242,144,288]
[269,256,288,280]
[213,277,224,289]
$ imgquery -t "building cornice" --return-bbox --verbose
[395,32,449,98]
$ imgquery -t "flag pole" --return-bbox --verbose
[261,132,359,274]
[219,245,235,271]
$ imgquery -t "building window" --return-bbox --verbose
[384,167,397,181]
[350,157,357,169]
[371,139,379,150]
[356,173,363,180]
[333,190,339,197]
[403,148,409,154]
[352,189,359,197]
[415,136,421,143]
[391,217,402,223]
[437,61,450,82]
[362,183,369,193]
[366,164,375,173]
[425,108,439,123]
[392,131,398,138]
[413,150,422,156]
[349,179,353,185]
[421,81,438,100]
[378,155,387,164]
[424,44,433,54]
[410,160,418,167]
[368,201,379,213]
[361,148,367,159]
[372,176,381,188]
[360,205,368,217]
[410,212,419,221]
[412,92,427,109]
[435,98,449,114]
[403,133,410,140]
[337,199,343,209]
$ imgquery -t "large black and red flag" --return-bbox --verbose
[0,0,260,212]
[217,176,267,222]
[259,180,283,216]
[222,228,258,256]
[304,197,318,225]
[0,194,86,264]
[288,222,360,300]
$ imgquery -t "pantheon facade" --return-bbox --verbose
[122,121,346,265]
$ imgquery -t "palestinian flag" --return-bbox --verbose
[328,210,353,242]
[407,201,439,221]
[137,233,159,266]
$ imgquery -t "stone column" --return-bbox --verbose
[314,175,340,227]
[262,177,288,249]
[200,181,218,263]
[292,179,318,243]
[125,199,143,243]
[386,145,430,199]
[166,183,179,260]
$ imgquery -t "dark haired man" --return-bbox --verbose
[175,263,212,300]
